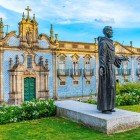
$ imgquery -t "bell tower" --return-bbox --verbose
[19,6,38,47]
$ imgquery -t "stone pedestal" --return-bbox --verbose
[56,100,140,134]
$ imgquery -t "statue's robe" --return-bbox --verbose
[97,37,121,111]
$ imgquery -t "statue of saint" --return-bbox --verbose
[26,29,32,44]
[97,26,128,114]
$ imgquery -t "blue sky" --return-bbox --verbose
[0,0,140,47]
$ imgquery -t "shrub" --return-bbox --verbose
[83,83,140,106]
[0,99,56,124]
[116,82,140,106]
[84,98,97,104]
[116,82,140,95]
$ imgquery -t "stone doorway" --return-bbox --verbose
[8,54,49,105]
[24,77,36,101]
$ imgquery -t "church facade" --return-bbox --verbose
[0,7,140,104]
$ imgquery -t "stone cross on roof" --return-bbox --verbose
[25,6,32,19]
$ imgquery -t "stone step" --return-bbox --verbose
[55,100,140,134]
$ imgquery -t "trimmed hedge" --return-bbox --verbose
[116,83,140,106]
[0,99,56,124]
[84,83,140,106]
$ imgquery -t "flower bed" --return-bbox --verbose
[0,99,56,124]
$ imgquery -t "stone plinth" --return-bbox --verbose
[56,100,140,134]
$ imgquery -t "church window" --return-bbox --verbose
[58,55,66,74]
[73,61,79,74]
[122,61,129,75]
[71,54,79,75]
[27,55,32,68]
[85,57,91,74]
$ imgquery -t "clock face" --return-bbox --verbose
[39,39,49,48]
[7,36,20,46]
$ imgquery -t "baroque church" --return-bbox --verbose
[0,7,140,104]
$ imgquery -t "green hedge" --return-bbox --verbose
[116,83,140,106]
[84,83,140,106]
[0,99,56,124]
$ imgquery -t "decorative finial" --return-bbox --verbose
[45,59,48,68]
[9,58,13,69]
[0,18,3,26]
[0,17,2,23]
[22,12,25,19]
[25,6,32,20]
[55,34,58,41]
[94,38,97,44]
[50,24,54,41]
[130,41,133,47]
[33,14,36,21]
[4,25,10,35]
[15,55,20,65]
[39,56,44,66]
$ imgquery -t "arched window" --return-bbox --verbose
[85,58,90,73]
[122,61,128,75]
[58,55,66,74]
[71,54,79,75]
[84,55,91,74]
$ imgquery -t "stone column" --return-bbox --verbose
[12,74,14,92]
[0,48,4,103]
[16,73,22,104]
[52,51,58,99]
[9,73,12,93]
[45,73,49,98]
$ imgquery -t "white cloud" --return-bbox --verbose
[0,0,140,27]
[0,12,6,19]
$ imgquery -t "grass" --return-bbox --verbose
[118,104,140,112]
[0,105,139,140]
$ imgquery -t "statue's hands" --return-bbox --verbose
[99,67,105,76]
[119,56,129,62]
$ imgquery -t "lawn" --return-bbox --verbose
[117,105,140,112]
[0,105,139,140]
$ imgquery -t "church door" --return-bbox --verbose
[24,77,36,101]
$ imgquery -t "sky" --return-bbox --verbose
[0,0,140,47]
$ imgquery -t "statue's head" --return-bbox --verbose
[103,26,113,38]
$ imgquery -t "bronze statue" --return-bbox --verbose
[97,26,128,114]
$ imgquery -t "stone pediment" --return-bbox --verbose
[38,34,51,49]
[114,42,133,55]
[3,31,20,47]
[10,63,48,73]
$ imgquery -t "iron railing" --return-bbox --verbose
[122,69,131,75]
[57,69,69,76]
[136,69,140,76]
[70,69,82,76]
[115,69,122,75]
[83,69,94,76]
